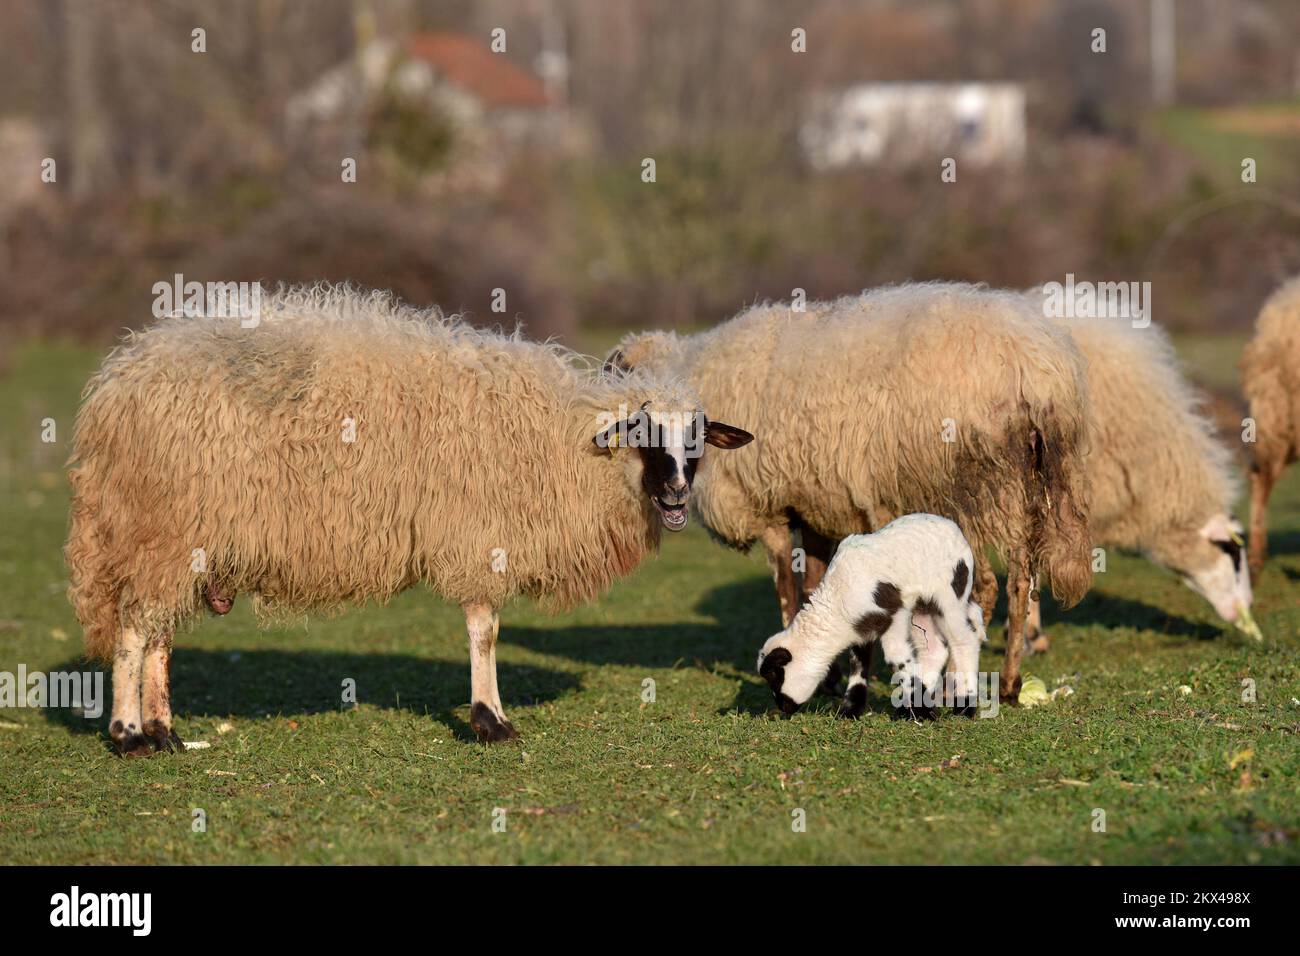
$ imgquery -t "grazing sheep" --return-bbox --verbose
[1242,276,1300,578]
[1021,310,1256,643]
[610,283,1093,701]
[65,284,753,754]
[757,514,987,719]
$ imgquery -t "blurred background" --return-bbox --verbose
[1,0,1299,360]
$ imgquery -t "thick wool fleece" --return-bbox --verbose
[1053,311,1238,573]
[1241,276,1300,570]
[67,284,697,661]
[616,282,1093,605]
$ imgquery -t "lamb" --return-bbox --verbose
[1241,276,1300,578]
[757,514,987,719]
[65,284,753,754]
[609,282,1093,702]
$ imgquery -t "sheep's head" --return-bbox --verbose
[591,396,752,532]
[603,331,681,377]
[756,631,829,714]
[1174,514,1256,634]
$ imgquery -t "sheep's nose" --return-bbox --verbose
[664,478,688,501]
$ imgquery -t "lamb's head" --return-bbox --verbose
[1173,514,1255,631]
[756,630,828,715]
[591,387,752,532]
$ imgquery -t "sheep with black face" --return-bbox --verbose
[757,514,987,721]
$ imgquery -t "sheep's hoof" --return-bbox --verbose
[998,675,1022,705]
[110,721,156,758]
[951,699,979,718]
[891,704,936,723]
[836,684,868,719]
[1024,632,1051,654]
[470,703,520,744]
[142,720,184,754]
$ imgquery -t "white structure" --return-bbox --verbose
[800,82,1027,170]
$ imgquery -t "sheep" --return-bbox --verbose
[844,306,1260,663]
[757,514,988,720]
[1241,276,1300,579]
[64,284,754,754]
[1017,309,1257,643]
[609,282,1093,702]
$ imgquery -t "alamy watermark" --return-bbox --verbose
[152,274,262,327]
[0,666,103,718]
[1041,273,1151,328]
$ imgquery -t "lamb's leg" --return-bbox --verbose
[837,643,876,719]
[999,552,1029,704]
[464,602,518,743]
[141,629,183,753]
[880,612,935,721]
[932,599,980,716]
[759,524,800,627]
[1248,458,1282,578]
[109,625,151,757]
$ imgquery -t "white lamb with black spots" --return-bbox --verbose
[757,514,986,720]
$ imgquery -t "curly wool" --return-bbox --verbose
[1242,278,1300,487]
[616,282,1093,605]
[1056,311,1238,570]
[67,284,695,661]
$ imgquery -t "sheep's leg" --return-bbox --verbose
[464,602,518,743]
[1024,582,1049,654]
[141,629,183,753]
[1248,459,1283,577]
[880,612,935,721]
[932,600,980,716]
[799,525,837,604]
[999,552,1029,704]
[837,643,876,719]
[109,625,152,757]
[973,554,997,626]
[759,525,800,628]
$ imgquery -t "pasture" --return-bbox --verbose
[1,340,1297,865]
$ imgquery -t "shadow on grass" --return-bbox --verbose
[40,648,580,744]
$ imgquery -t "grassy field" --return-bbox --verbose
[0,340,1297,865]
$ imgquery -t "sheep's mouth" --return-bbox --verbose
[652,496,689,531]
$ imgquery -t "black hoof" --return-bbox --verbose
[142,720,183,753]
[836,683,868,719]
[470,702,520,743]
[891,704,936,723]
[951,700,978,718]
[109,720,154,757]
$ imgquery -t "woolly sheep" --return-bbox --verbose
[893,308,1258,649]
[65,285,753,753]
[1241,276,1300,578]
[757,514,987,719]
[1024,310,1256,642]
[609,282,1093,702]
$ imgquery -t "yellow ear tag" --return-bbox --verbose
[1230,531,1245,547]
[608,431,620,450]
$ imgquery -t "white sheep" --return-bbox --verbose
[65,284,754,753]
[757,514,987,720]
[612,282,1092,703]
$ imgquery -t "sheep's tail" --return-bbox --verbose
[65,460,120,663]
[1028,412,1092,608]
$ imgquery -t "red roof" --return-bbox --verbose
[405,32,550,109]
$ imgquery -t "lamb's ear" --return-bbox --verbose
[704,420,754,450]
[603,348,632,374]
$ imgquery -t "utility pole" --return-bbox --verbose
[1151,0,1176,106]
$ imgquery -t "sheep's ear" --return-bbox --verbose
[704,420,754,450]
[603,348,632,374]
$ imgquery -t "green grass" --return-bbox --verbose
[1,341,1298,865]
